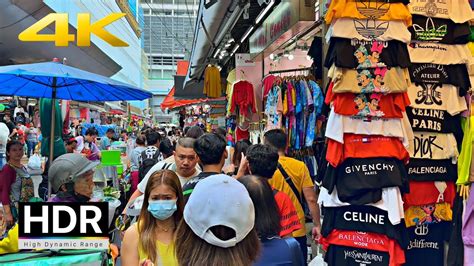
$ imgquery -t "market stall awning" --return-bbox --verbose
[160,87,207,111]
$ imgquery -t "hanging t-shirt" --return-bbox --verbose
[262,75,277,98]
[203,65,222,98]
[265,86,283,131]
[326,88,410,119]
[326,108,414,148]
[408,43,472,65]
[405,222,451,266]
[325,0,412,26]
[406,158,458,182]
[328,65,411,94]
[406,107,463,145]
[409,0,473,23]
[408,132,459,162]
[320,229,406,266]
[405,202,453,228]
[403,181,456,208]
[326,18,411,43]
[318,186,405,225]
[324,245,390,266]
[325,38,411,69]
[407,83,467,116]
[409,15,470,44]
[409,63,471,96]
[326,134,410,167]
[322,205,409,248]
[323,158,407,204]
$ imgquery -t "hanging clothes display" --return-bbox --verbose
[203,64,222,98]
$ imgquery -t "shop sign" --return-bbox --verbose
[235,53,256,67]
[249,2,294,54]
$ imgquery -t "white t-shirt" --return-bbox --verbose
[318,186,404,225]
[407,84,467,115]
[409,0,473,23]
[137,161,201,193]
[326,18,411,43]
[408,132,459,162]
[408,43,473,65]
[0,123,9,154]
[326,108,414,148]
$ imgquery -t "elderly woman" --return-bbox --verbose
[48,153,99,202]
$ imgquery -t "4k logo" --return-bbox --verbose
[415,83,442,106]
[19,13,128,47]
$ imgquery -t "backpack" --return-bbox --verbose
[138,149,161,182]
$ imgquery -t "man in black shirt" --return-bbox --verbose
[3,115,16,139]
[182,133,227,202]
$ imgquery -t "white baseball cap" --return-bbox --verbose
[48,153,99,193]
[184,174,255,248]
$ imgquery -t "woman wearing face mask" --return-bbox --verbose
[122,169,183,266]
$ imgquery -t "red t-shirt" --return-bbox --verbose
[403,181,456,209]
[263,75,277,98]
[325,83,410,118]
[320,229,405,266]
[326,134,410,167]
[0,164,17,205]
[274,190,302,237]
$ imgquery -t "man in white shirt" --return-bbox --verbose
[122,137,200,214]
[0,122,8,168]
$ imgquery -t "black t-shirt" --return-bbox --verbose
[409,63,471,96]
[323,158,408,204]
[324,37,411,69]
[406,158,457,181]
[325,245,390,266]
[5,121,15,135]
[405,222,451,266]
[322,205,409,248]
[409,15,470,44]
[182,172,220,202]
[406,107,463,145]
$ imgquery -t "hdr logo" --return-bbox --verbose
[18,202,109,250]
[19,13,128,47]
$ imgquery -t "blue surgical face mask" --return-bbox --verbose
[147,199,177,220]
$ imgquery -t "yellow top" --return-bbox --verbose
[325,0,412,26]
[268,156,314,237]
[136,224,178,266]
[204,65,222,98]
[404,202,452,228]
[0,224,19,255]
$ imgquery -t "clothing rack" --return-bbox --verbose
[268,67,314,74]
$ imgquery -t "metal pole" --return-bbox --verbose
[48,77,57,198]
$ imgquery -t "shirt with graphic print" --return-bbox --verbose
[405,222,451,266]
[406,107,463,145]
[408,43,472,65]
[326,85,410,119]
[325,0,412,26]
[408,132,459,162]
[407,83,467,116]
[322,158,408,205]
[409,15,470,44]
[408,63,471,96]
[318,186,404,225]
[322,205,409,248]
[324,245,390,266]
[403,181,456,208]
[404,202,453,228]
[326,18,411,43]
[406,158,458,182]
[409,0,474,23]
[328,65,411,94]
[320,229,406,266]
[325,38,411,69]
[326,134,410,167]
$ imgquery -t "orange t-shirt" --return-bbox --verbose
[274,190,302,237]
[326,84,411,119]
[320,229,406,266]
[326,134,410,167]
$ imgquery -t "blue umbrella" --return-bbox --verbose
[0,61,152,196]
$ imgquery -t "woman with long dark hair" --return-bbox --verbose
[122,169,184,265]
[0,140,34,227]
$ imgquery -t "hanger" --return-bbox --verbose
[240,69,247,80]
